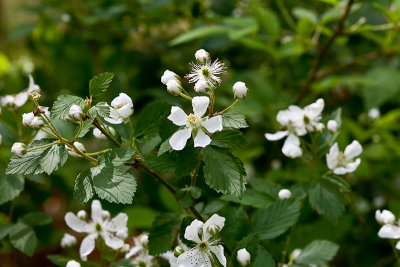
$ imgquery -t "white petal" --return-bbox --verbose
[105,109,123,124]
[103,232,124,249]
[282,134,302,158]
[202,116,222,133]
[209,245,226,267]
[65,212,87,233]
[184,219,203,243]
[333,167,348,175]
[14,92,28,107]
[194,129,211,148]
[169,129,192,151]
[117,105,133,118]
[192,96,210,117]
[378,224,400,239]
[304,98,324,120]
[265,131,288,141]
[108,213,128,232]
[343,158,361,173]
[203,214,225,240]
[326,143,339,170]
[396,241,400,250]
[91,200,103,223]
[344,140,362,159]
[177,248,211,267]
[168,106,187,126]
[80,233,97,257]
[111,93,132,107]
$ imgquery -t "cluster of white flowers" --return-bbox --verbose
[22,106,50,129]
[64,200,129,261]
[376,209,400,249]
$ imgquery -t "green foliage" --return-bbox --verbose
[9,223,37,256]
[20,212,52,226]
[231,234,259,267]
[250,1,281,38]
[73,169,94,203]
[148,213,182,255]
[77,117,95,138]
[89,102,111,118]
[293,240,339,266]
[210,130,246,149]
[0,171,24,205]
[89,72,114,98]
[52,95,85,120]
[40,144,68,175]
[221,111,248,129]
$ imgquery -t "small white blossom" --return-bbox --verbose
[167,79,181,95]
[125,233,149,258]
[291,249,302,260]
[194,80,208,93]
[326,140,362,175]
[161,70,179,85]
[66,142,86,158]
[105,93,133,124]
[26,74,41,100]
[61,233,77,248]
[11,142,26,157]
[167,96,222,150]
[378,224,400,239]
[376,210,395,225]
[66,260,81,267]
[278,189,291,199]
[232,82,248,99]
[68,104,83,121]
[368,108,380,120]
[327,120,338,133]
[303,98,325,132]
[237,248,250,266]
[195,49,210,63]
[65,200,128,261]
[177,214,226,267]
[1,92,28,109]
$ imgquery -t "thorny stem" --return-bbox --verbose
[209,89,215,115]
[213,99,239,116]
[191,154,203,187]
[86,149,111,156]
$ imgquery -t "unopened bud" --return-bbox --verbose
[232,81,248,99]
[195,49,210,63]
[174,246,185,257]
[11,142,26,157]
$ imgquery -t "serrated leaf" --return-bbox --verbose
[134,101,170,137]
[148,213,182,255]
[253,246,275,267]
[308,178,345,221]
[203,146,246,197]
[52,95,84,120]
[91,164,137,204]
[251,199,300,239]
[89,102,110,118]
[222,111,248,129]
[89,72,114,97]
[40,144,68,175]
[20,212,52,226]
[158,137,173,156]
[294,240,339,266]
[211,130,246,149]
[220,189,272,208]
[101,148,135,166]
[9,223,37,256]
[220,205,249,250]
[144,153,175,173]
[0,172,24,205]
[251,1,281,38]
[175,145,202,178]
[77,117,95,138]
[169,25,229,46]
[0,224,13,239]
[74,169,94,203]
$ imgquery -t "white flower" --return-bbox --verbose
[61,233,77,248]
[65,200,128,260]
[177,214,226,267]
[1,92,28,109]
[378,224,400,239]
[278,189,291,199]
[66,260,81,267]
[186,52,226,88]
[237,248,250,266]
[327,120,338,133]
[66,142,86,158]
[291,249,302,260]
[303,98,324,132]
[195,49,210,63]
[167,79,181,95]
[232,82,248,99]
[368,108,380,120]
[27,74,41,100]
[104,93,133,124]
[326,140,362,175]
[194,80,208,93]
[68,104,83,121]
[125,233,149,258]
[161,70,178,85]
[11,142,26,157]
[167,96,222,150]
[376,210,395,225]
[22,112,45,128]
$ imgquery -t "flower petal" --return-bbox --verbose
[202,116,222,133]
[103,232,124,250]
[184,219,203,243]
[80,233,97,258]
[378,224,400,239]
[344,140,362,159]
[105,109,123,124]
[65,212,87,233]
[108,213,128,232]
[117,105,133,118]
[169,128,192,151]
[194,129,211,148]
[91,200,103,223]
[265,131,288,141]
[177,248,211,267]
[14,92,28,107]
[209,245,226,267]
[343,158,361,173]
[326,143,339,170]
[203,214,225,241]
[282,134,302,158]
[167,107,187,126]
[192,96,210,117]
[304,98,324,120]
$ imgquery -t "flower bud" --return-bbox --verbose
[237,248,251,266]
[166,79,181,95]
[161,70,178,85]
[194,80,208,93]
[66,142,86,158]
[368,108,380,120]
[195,49,210,63]
[66,260,81,267]
[174,246,185,257]
[61,233,77,248]
[327,120,338,133]
[232,81,248,99]
[376,209,395,225]
[315,122,325,132]
[11,142,26,157]
[22,112,35,127]
[278,189,291,199]
[291,249,302,260]
[77,210,87,220]
[93,128,106,140]
[68,104,83,121]
[27,75,41,100]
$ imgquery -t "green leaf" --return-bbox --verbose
[134,101,170,138]
[158,137,173,156]
[91,164,137,204]
[47,255,76,267]
[89,72,114,97]
[148,213,182,255]
[248,178,281,199]
[101,148,135,166]
[112,259,135,267]
[175,145,202,178]
[40,144,68,175]
[52,95,85,120]
[251,1,281,38]
[232,234,259,267]
[292,7,318,24]
[308,178,345,221]
[203,146,246,197]
[251,199,300,239]
[89,102,110,118]
[220,205,249,250]
[0,224,13,239]
[221,111,248,129]
[220,189,272,208]
[211,130,246,149]
[144,153,175,173]
[253,246,276,267]
[74,169,94,203]
[20,212,52,226]
[294,240,339,266]
[169,25,229,46]
[9,223,37,256]
[77,117,95,138]
[0,171,24,205]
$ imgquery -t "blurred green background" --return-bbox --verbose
[1,0,400,266]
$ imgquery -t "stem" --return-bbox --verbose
[280,227,294,265]
[26,142,57,152]
[40,128,59,139]
[213,99,239,116]
[191,155,203,186]
[276,0,296,31]
[129,120,134,148]
[11,110,25,142]
[8,200,15,222]
[179,92,192,101]
[73,119,83,141]
[66,142,98,164]
[209,89,215,115]
[86,149,111,156]
[390,240,400,266]
[93,118,122,147]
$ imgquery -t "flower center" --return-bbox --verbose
[303,115,310,124]
[137,261,146,267]
[186,114,202,129]
[337,152,347,166]
[201,66,210,78]
[115,103,125,110]
[198,241,209,252]
[95,222,102,232]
